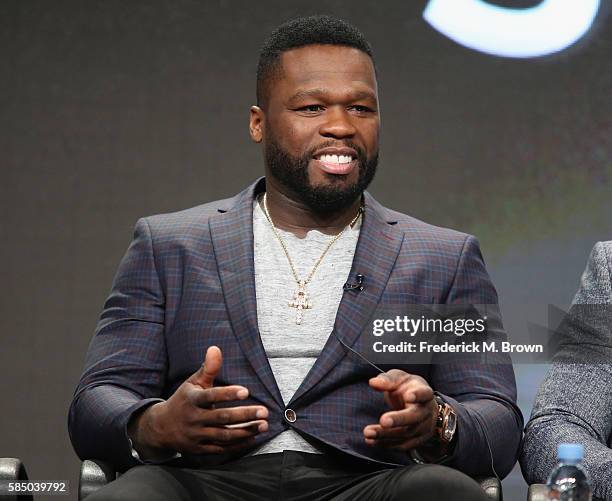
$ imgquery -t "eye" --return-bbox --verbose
[297,104,325,113]
[349,105,374,113]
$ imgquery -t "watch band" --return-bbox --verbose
[433,392,457,447]
[409,392,458,464]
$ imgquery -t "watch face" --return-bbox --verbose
[443,411,457,442]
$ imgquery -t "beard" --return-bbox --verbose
[264,135,378,215]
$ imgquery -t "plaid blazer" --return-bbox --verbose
[68,177,522,477]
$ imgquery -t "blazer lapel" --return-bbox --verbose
[289,192,405,405]
[208,178,284,407]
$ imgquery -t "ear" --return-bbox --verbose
[249,106,264,143]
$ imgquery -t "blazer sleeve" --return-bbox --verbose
[520,242,612,500]
[431,235,524,478]
[68,218,168,471]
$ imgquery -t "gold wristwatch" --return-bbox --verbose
[409,393,457,464]
[433,393,457,446]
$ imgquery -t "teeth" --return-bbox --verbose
[317,154,353,164]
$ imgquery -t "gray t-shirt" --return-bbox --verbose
[249,197,361,455]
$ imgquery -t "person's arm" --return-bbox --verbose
[364,235,523,477]
[68,218,169,471]
[68,218,269,471]
[521,364,612,500]
[520,242,612,500]
[432,235,523,478]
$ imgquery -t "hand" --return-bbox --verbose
[128,346,269,456]
[363,370,437,451]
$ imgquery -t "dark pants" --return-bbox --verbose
[88,451,490,501]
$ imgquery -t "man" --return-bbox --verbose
[521,241,612,500]
[69,15,522,500]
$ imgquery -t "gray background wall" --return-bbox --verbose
[1,1,611,499]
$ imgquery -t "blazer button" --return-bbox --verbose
[284,408,297,423]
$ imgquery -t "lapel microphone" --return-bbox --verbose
[343,273,365,292]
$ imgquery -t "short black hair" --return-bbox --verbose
[256,15,375,109]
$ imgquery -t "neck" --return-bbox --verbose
[262,178,363,238]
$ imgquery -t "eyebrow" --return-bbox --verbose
[288,88,377,103]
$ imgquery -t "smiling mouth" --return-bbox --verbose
[312,154,357,175]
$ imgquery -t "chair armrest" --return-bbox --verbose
[474,476,502,501]
[528,484,547,501]
[79,460,116,500]
[0,458,32,501]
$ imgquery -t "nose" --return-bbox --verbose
[318,107,357,139]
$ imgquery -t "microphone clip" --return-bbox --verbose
[343,273,365,292]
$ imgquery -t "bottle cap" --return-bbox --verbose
[557,443,584,462]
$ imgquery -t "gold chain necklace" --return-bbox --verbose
[260,192,363,325]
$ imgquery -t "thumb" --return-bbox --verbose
[189,346,223,389]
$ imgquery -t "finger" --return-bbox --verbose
[223,420,266,430]
[200,405,269,426]
[399,384,434,404]
[383,388,406,411]
[190,385,250,407]
[221,420,267,435]
[389,374,433,394]
[368,370,412,392]
[379,405,431,428]
[189,346,223,389]
[363,424,433,449]
[192,425,263,445]
[380,379,432,412]
[364,423,423,440]
[370,435,432,451]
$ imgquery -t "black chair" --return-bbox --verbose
[78,459,502,500]
[79,460,116,501]
[0,458,33,501]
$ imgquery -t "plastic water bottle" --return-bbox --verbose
[547,443,592,500]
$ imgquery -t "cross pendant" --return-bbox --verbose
[288,280,312,325]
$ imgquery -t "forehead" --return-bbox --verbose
[276,44,377,95]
